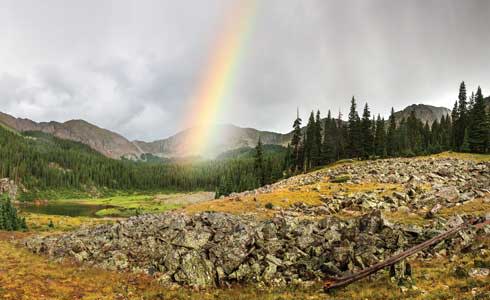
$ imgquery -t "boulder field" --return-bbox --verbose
[25,210,488,287]
[24,156,490,287]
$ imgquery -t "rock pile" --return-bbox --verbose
[237,157,490,216]
[24,210,487,288]
[0,178,19,200]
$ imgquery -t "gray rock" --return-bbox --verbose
[172,230,211,249]
[174,251,216,287]
[468,268,490,278]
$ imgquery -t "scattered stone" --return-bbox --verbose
[425,203,442,219]
[436,187,460,203]
[468,268,490,278]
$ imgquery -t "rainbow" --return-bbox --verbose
[183,0,257,156]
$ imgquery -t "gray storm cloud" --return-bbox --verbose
[0,0,489,141]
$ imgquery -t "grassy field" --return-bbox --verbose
[82,192,214,217]
[20,192,215,218]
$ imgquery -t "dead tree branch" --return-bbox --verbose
[324,219,485,292]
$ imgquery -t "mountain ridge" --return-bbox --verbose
[0,103,471,159]
[0,112,142,159]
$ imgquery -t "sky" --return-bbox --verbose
[0,0,489,141]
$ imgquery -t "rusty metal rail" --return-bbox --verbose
[324,219,486,292]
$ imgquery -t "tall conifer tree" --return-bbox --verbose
[468,87,488,153]
[387,108,397,156]
[360,103,373,159]
[347,97,361,158]
[290,109,302,171]
[374,115,386,157]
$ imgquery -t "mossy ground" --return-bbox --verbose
[80,194,183,217]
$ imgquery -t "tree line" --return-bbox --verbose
[0,80,487,200]
[214,139,286,198]
[0,127,287,199]
[286,81,489,173]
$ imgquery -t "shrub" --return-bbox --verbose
[0,197,28,231]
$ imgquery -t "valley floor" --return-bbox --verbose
[1,152,490,299]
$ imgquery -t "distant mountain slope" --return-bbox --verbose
[134,124,290,158]
[485,96,490,112]
[216,144,287,160]
[393,104,451,125]
[0,102,458,159]
[0,112,142,159]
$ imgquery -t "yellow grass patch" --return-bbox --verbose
[24,213,113,233]
[439,198,490,218]
[433,151,490,162]
[185,182,405,216]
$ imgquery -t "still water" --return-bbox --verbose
[18,201,112,218]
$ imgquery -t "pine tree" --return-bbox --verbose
[468,87,488,153]
[468,92,475,112]
[360,103,373,159]
[300,132,307,171]
[305,111,316,169]
[374,115,386,157]
[406,110,423,154]
[314,110,323,166]
[283,144,293,176]
[347,97,361,158]
[442,114,452,150]
[337,111,347,159]
[322,110,335,163]
[422,121,431,150]
[290,109,303,171]
[461,128,470,152]
[254,137,265,186]
[455,81,468,150]
[387,108,397,156]
[451,100,459,149]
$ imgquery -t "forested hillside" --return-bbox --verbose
[285,82,490,173]
[1,81,487,200]
[0,127,287,199]
[216,144,286,160]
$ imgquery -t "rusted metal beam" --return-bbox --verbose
[324,219,483,292]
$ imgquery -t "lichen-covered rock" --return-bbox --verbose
[23,209,483,288]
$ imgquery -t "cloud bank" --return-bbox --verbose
[0,0,489,140]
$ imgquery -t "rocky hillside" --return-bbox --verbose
[393,104,451,125]
[24,155,490,288]
[0,112,142,159]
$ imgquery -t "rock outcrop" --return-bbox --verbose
[231,156,490,217]
[24,210,488,288]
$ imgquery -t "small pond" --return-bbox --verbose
[17,201,113,218]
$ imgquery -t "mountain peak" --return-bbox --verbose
[0,112,142,159]
[394,104,451,125]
